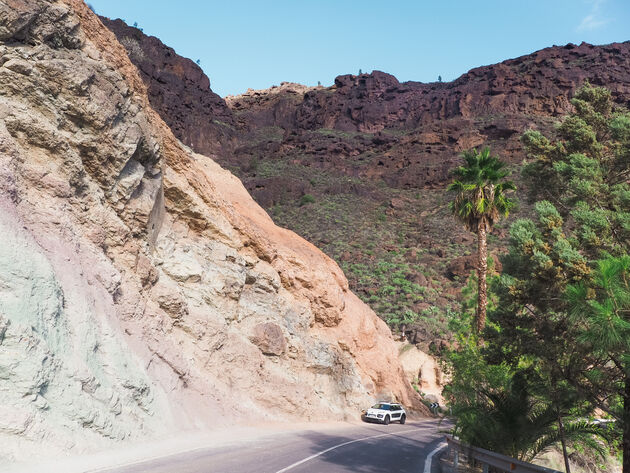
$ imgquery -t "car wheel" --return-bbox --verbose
[400,414,406,424]
[383,415,390,425]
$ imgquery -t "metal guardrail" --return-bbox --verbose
[445,435,562,473]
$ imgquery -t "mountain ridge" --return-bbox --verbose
[103,18,630,346]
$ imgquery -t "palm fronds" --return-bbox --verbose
[448,147,516,232]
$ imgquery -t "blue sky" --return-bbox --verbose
[88,0,630,97]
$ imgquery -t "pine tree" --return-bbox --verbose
[490,83,630,471]
[567,256,630,473]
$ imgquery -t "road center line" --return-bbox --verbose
[272,427,424,473]
[423,441,447,473]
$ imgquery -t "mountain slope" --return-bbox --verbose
[0,0,422,462]
[103,19,630,346]
[226,41,630,194]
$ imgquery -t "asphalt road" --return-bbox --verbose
[94,419,447,473]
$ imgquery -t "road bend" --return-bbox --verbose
[95,419,447,473]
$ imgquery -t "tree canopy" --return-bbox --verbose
[445,83,630,472]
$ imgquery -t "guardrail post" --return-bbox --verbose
[444,435,562,473]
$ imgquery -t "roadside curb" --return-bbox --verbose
[423,441,447,473]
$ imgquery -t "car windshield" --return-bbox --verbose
[371,404,390,410]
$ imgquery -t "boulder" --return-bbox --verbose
[249,322,286,356]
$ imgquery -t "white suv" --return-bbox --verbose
[362,402,406,425]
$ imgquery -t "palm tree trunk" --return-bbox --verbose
[476,224,488,335]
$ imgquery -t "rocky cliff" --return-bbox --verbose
[226,42,630,188]
[104,16,630,348]
[98,17,236,158]
[0,0,423,462]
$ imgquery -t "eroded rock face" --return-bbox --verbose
[250,322,287,356]
[225,43,630,188]
[99,17,236,158]
[0,0,422,462]
[102,18,630,193]
[398,343,445,405]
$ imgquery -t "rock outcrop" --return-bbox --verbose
[398,343,445,406]
[0,0,423,462]
[99,14,630,356]
[99,16,236,158]
[226,44,630,188]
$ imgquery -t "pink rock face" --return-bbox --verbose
[0,0,424,461]
[250,323,287,356]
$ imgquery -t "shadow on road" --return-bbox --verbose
[280,422,443,473]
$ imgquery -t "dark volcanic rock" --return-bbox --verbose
[100,22,630,190]
[226,42,630,188]
[295,43,630,133]
[245,176,312,207]
[446,255,478,280]
[446,254,503,280]
[100,17,236,157]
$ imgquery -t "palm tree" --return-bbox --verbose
[445,341,608,471]
[457,371,609,464]
[448,147,515,334]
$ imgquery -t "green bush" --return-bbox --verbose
[299,194,316,206]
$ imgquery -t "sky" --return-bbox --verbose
[88,0,630,97]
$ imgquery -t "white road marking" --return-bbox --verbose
[273,427,424,473]
[423,441,447,473]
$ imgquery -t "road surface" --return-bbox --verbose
[93,419,447,473]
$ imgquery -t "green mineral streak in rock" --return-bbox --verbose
[0,217,67,353]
